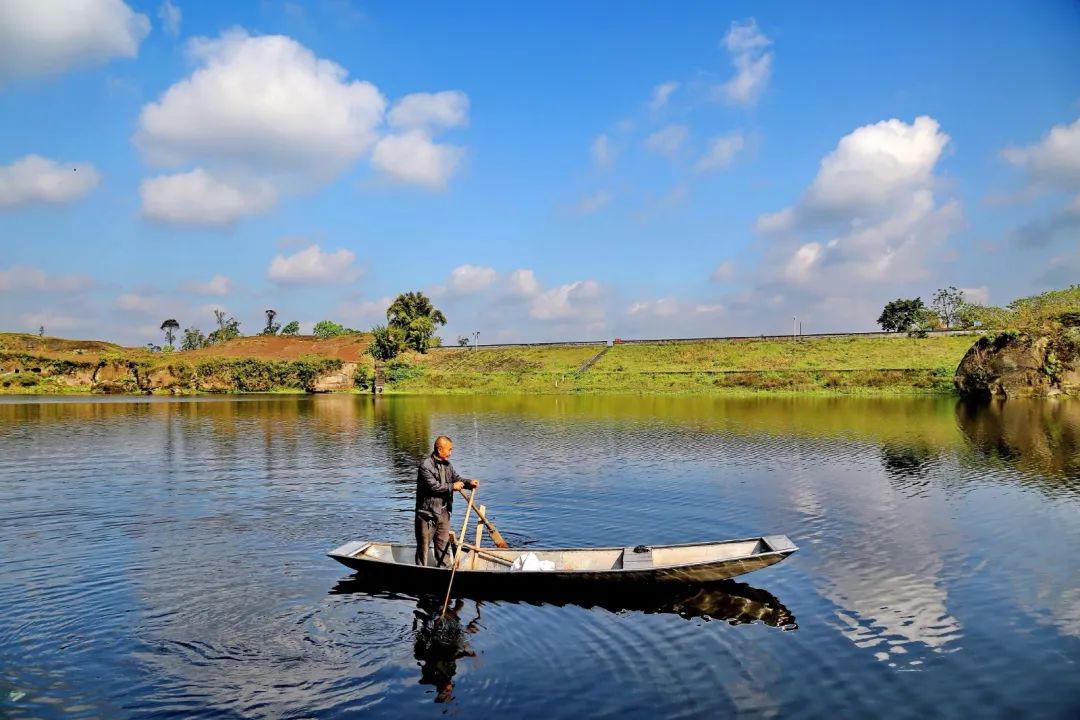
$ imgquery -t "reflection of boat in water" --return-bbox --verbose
[329,576,797,630]
[331,578,795,704]
[328,536,798,594]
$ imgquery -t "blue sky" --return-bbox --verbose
[0,0,1077,344]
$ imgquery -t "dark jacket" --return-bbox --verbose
[415,453,462,518]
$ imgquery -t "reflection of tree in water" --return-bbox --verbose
[879,441,938,494]
[412,595,479,703]
[956,398,1080,483]
[374,399,432,478]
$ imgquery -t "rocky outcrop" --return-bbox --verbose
[1,351,359,395]
[311,362,357,392]
[954,332,1080,398]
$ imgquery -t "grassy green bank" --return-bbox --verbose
[387,335,976,395]
[1,332,976,396]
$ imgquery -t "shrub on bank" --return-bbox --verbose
[384,359,424,384]
[192,356,343,392]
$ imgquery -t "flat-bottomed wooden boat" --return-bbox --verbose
[328,535,797,593]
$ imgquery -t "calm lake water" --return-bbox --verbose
[1,394,1078,718]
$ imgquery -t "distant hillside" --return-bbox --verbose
[0,332,371,363]
[0,333,126,356]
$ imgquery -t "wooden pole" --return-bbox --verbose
[460,542,513,566]
[440,488,476,619]
[457,488,509,548]
[471,504,486,569]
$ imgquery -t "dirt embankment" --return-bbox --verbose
[0,333,372,394]
[176,334,372,362]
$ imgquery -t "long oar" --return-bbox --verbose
[457,487,509,548]
[440,488,476,619]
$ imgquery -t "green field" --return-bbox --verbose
[388,334,976,395]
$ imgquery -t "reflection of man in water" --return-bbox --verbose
[413,596,479,703]
[415,436,479,567]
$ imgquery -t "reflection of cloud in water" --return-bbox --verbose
[785,456,963,666]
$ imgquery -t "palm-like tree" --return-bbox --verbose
[160,318,180,347]
[386,291,447,353]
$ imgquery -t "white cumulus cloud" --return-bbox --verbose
[755,116,960,294]
[446,264,497,296]
[371,129,464,189]
[627,297,678,318]
[0,0,149,82]
[719,18,772,106]
[0,155,100,208]
[530,279,603,321]
[1002,116,1080,247]
[388,91,469,130]
[134,30,469,220]
[115,292,159,313]
[801,116,950,218]
[139,168,276,226]
[136,31,385,176]
[0,265,95,293]
[158,1,181,38]
[696,132,744,173]
[649,81,679,111]
[959,286,990,305]
[784,242,823,281]
[336,296,391,327]
[268,245,359,285]
[182,274,231,296]
[645,124,688,157]
[131,29,401,223]
[1003,116,1080,191]
[507,269,541,298]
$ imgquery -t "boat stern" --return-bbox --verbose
[328,540,371,560]
[761,535,798,556]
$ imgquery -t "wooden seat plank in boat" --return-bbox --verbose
[621,546,653,570]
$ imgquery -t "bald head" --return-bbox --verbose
[434,435,453,460]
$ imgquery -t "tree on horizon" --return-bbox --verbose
[160,318,179,348]
[262,309,280,336]
[207,309,240,344]
[386,291,446,353]
[877,298,925,333]
[931,287,965,329]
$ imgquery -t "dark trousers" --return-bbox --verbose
[415,511,452,567]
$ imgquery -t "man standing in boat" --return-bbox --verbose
[415,436,479,567]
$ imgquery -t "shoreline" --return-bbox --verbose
[2,331,977,398]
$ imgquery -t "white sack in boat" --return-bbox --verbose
[509,552,555,572]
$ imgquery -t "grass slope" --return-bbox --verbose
[391,335,975,395]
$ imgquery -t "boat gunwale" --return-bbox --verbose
[328,536,798,576]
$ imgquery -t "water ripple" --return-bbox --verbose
[1,395,1078,718]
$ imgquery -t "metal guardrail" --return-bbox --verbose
[431,329,979,351]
